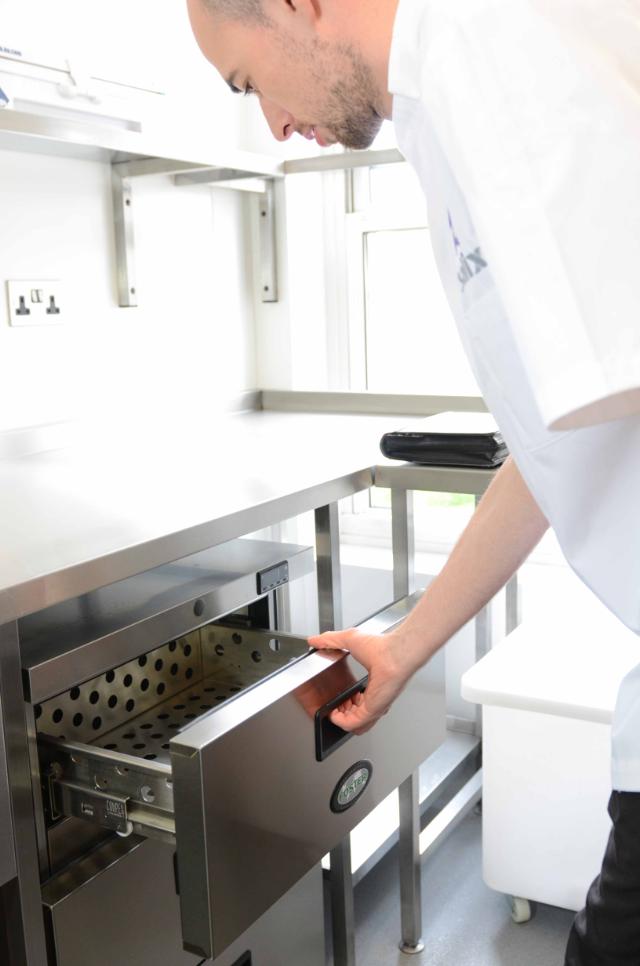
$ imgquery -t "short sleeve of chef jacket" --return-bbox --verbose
[417,0,640,430]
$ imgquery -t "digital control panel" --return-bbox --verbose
[256,561,289,595]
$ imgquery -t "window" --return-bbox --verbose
[340,126,479,396]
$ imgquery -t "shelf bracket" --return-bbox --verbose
[259,181,278,303]
[174,167,271,187]
[111,167,137,308]
[174,167,279,304]
[110,161,279,306]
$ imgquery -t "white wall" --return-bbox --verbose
[0,0,258,434]
[249,173,333,392]
[240,87,342,393]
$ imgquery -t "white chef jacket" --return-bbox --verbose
[388,0,640,789]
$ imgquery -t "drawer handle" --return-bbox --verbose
[314,677,367,762]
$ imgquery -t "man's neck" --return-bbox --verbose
[326,0,401,120]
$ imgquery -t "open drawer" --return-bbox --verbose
[34,595,444,960]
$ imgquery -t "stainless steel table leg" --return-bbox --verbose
[473,494,494,737]
[0,621,49,965]
[391,489,416,600]
[473,600,492,737]
[315,505,356,965]
[391,493,426,954]
[505,572,521,636]
[330,838,356,966]
[315,502,343,632]
[398,771,425,955]
[392,492,424,954]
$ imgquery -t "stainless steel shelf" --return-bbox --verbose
[0,109,284,307]
[0,112,414,309]
[0,113,420,311]
[283,147,404,175]
[0,109,283,177]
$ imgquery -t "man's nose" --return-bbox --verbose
[260,96,295,142]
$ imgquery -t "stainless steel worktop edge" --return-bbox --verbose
[0,403,490,625]
[1,465,372,624]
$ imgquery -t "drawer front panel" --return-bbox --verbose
[173,648,445,958]
[42,838,199,966]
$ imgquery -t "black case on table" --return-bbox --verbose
[380,412,508,469]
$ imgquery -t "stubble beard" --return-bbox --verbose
[328,45,383,149]
[308,40,384,150]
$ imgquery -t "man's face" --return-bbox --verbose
[187,0,383,150]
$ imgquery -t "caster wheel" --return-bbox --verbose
[508,895,532,924]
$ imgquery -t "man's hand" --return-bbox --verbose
[309,459,549,737]
[308,628,415,735]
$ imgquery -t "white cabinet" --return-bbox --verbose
[462,604,640,912]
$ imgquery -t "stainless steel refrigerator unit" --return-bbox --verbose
[14,535,445,966]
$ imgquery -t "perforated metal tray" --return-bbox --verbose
[37,624,305,760]
[37,623,310,840]
[35,632,202,751]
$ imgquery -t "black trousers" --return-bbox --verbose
[565,792,640,965]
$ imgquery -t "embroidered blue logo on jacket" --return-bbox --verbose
[448,212,488,291]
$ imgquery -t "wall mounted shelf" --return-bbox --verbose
[0,108,284,175]
[0,109,405,307]
[283,147,403,175]
[0,109,285,306]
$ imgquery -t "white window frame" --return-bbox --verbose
[345,208,434,393]
[322,163,485,537]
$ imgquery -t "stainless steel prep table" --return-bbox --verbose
[0,410,417,966]
[0,412,404,624]
[0,405,505,966]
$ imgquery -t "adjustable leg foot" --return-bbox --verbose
[399,939,425,955]
[398,771,424,955]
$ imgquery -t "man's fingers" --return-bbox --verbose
[309,633,346,651]
[308,629,400,734]
[328,707,363,732]
[308,629,358,651]
[329,701,380,734]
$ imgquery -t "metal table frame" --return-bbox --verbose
[0,446,517,966]
[371,462,519,959]
[0,474,377,966]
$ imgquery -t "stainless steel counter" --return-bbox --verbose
[0,411,418,624]
[0,399,495,966]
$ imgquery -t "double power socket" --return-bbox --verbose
[6,280,64,326]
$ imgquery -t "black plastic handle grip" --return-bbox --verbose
[314,677,368,762]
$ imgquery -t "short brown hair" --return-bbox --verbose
[202,0,270,23]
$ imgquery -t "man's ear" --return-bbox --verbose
[268,0,322,35]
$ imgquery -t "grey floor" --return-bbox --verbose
[326,810,576,966]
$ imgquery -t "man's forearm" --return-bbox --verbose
[310,458,549,732]
[394,457,549,672]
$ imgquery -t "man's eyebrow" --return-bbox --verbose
[226,71,241,94]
